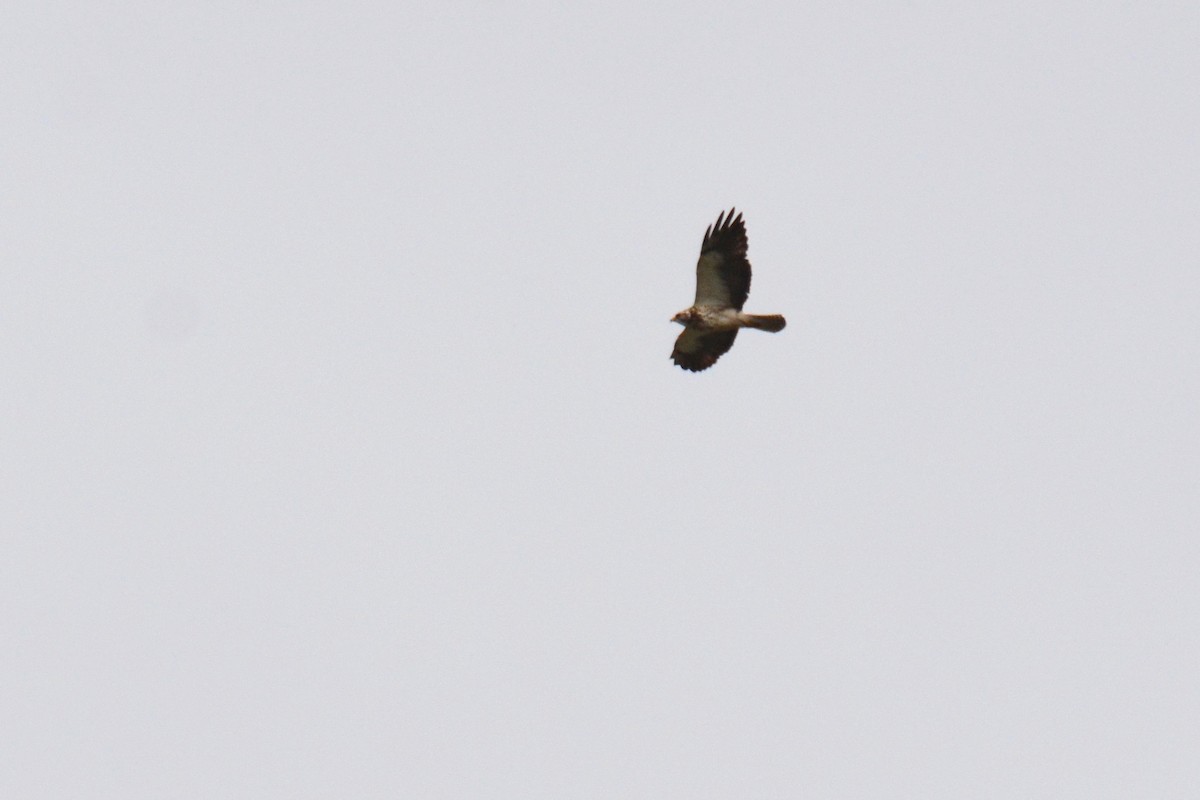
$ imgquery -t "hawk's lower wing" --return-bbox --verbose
[671,328,738,372]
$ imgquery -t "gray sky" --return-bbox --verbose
[4,2,1198,797]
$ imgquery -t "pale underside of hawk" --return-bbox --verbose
[670,209,786,372]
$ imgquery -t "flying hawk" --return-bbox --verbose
[671,209,786,372]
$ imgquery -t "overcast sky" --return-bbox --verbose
[3,2,1198,797]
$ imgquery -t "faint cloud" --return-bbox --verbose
[143,287,202,341]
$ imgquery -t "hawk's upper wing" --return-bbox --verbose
[671,327,739,372]
[693,209,751,310]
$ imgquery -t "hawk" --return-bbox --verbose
[671,209,786,372]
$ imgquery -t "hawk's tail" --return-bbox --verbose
[742,314,787,333]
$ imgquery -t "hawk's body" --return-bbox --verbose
[670,209,786,372]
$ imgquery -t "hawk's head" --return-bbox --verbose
[671,308,695,326]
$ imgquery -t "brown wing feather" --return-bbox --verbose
[671,328,739,372]
[695,209,752,310]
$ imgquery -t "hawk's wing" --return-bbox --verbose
[671,328,739,372]
[694,209,751,310]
